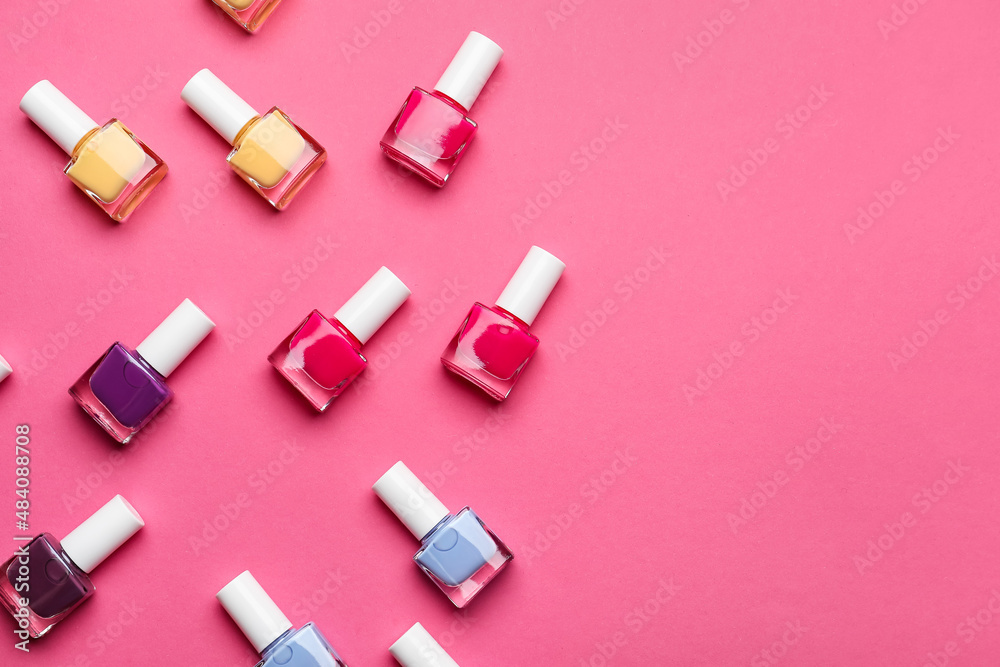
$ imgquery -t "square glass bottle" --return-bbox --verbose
[210,0,284,33]
[69,299,215,443]
[269,267,410,411]
[442,246,565,400]
[380,32,503,187]
[374,462,512,608]
[0,495,143,638]
[20,80,167,222]
[218,571,348,666]
[182,69,326,210]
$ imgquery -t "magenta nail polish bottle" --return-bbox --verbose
[442,247,565,400]
[69,299,215,443]
[268,267,411,411]
[380,31,503,187]
[0,495,143,638]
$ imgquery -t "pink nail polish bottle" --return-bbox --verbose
[442,247,565,400]
[268,267,411,411]
[379,31,503,187]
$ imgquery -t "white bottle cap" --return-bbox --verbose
[333,267,411,346]
[494,246,566,326]
[181,69,260,145]
[19,80,99,155]
[60,495,144,574]
[433,31,503,111]
[136,299,215,377]
[390,623,461,667]
[217,571,292,653]
[373,462,450,541]
[0,353,11,382]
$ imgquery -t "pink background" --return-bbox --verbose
[1,0,999,665]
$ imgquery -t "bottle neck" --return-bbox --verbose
[231,114,263,147]
[260,627,296,658]
[70,124,103,158]
[430,89,470,115]
[492,304,531,329]
[419,514,455,543]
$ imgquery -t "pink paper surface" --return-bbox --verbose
[1,0,999,665]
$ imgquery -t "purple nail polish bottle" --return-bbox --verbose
[69,299,215,443]
[0,495,144,638]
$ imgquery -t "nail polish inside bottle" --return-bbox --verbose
[390,623,461,667]
[0,495,143,638]
[374,462,512,608]
[210,0,284,33]
[380,32,503,187]
[269,267,411,411]
[20,80,167,222]
[70,299,215,443]
[217,571,348,666]
[442,246,565,400]
[182,69,326,210]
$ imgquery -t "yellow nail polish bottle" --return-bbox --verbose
[19,81,168,222]
[210,0,283,33]
[181,69,326,211]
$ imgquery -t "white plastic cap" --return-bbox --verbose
[217,571,292,653]
[373,462,450,541]
[390,623,461,667]
[495,246,566,326]
[61,495,144,574]
[136,299,215,377]
[433,32,503,111]
[0,353,11,383]
[20,80,99,155]
[334,267,411,346]
[181,69,259,145]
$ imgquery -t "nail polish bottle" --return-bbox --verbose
[69,299,215,444]
[269,267,411,411]
[442,246,565,400]
[0,353,11,383]
[380,31,503,187]
[0,495,143,638]
[390,623,460,667]
[218,571,348,667]
[182,69,326,210]
[19,81,167,222]
[373,462,512,608]
[210,0,283,33]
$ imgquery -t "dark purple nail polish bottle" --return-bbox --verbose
[0,495,144,638]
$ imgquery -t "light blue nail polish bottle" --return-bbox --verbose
[374,461,513,607]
